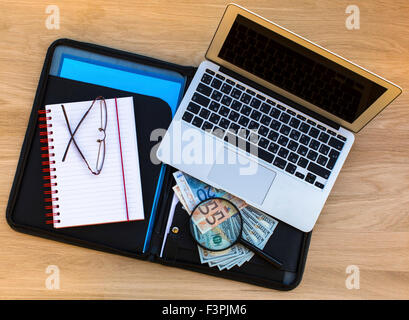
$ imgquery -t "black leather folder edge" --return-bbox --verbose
[6,38,312,291]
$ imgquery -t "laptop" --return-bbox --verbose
[157,4,401,232]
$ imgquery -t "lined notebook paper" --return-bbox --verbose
[45,97,144,228]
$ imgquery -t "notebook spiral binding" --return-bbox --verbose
[38,109,60,226]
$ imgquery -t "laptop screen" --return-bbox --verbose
[218,14,387,123]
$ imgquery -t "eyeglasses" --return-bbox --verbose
[61,96,107,175]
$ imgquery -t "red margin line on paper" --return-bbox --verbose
[114,98,130,221]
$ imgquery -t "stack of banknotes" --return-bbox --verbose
[173,171,279,271]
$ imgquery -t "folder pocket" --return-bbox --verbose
[160,201,310,289]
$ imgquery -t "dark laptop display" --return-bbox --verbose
[218,14,387,123]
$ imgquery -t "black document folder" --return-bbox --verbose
[6,39,311,290]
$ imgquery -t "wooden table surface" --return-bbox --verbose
[0,0,408,299]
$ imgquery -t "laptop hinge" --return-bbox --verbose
[219,66,341,131]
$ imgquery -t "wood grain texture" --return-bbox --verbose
[0,0,408,299]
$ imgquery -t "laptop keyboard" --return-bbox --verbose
[181,68,348,190]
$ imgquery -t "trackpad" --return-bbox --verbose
[207,148,276,205]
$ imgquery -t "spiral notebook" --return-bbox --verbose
[39,96,145,228]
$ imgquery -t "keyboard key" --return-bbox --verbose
[187,102,201,114]
[299,134,311,146]
[260,103,271,114]
[216,74,225,81]
[201,73,212,84]
[318,132,330,144]
[289,117,300,129]
[337,134,347,141]
[299,122,310,133]
[212,127,225,138]
[317,124,326,131]
[199,108,210,119]
[297,114,307,121]
[328,137,345,151]
[280,113,291,124]
[210,78,222,90]
[248,120,259,130]
[270,119,281,131]
[297,145,308,156]
[307,150,318,161]
[327,158,337,170]
[317,155,328,166]
[289,129,301,141]
[280,125,291,136]
[221,95,232,106]
[246,89,256,96]
[276,104,286,111]
[278,135,289,146]
[260,114,272,126]
[305,173,316,184]
[209,101,220,112]
[240,93,252,104]
[309,139,320,150]
[308,162,331,179]
[248,132,259,143]
[329,149,340,160]
[295,172,305,179]
[182,111,194,123]
[257,148,275,163]
[309,127,320,138]
[285,163,297,174]
[211,90,223,101]
[219,118,230,129]
[307,119,316,126]
[288,140,299,152]
[257,94,266,101]
[258,125,269,137]
[202,121,213,131]
[268,130,279,142]
[319,144,330,155]
[221,83,232,94]
[288,152,299,163]
[268,142,279,154]
[297,157,308,168]
[192,116,203,128]
[228,110,240,122]
[219,106,230,117]
[240,105,252,116]
[231,100,242,111]
[229,122,240,133]
[273,157,287,169]
[315,182,325,189]
[258,137,269,149]
[226,79,235,86]
[192,93,210,107]
[250,98,261,109]
[286,109,296,116]
[196,83,212,96]
[238,128,250,139]
[231,88,242,99]
[327,129,336,136]
[326,149,340,170]
[205,69,215,75]
[278,147,289,159]
[238,116,250,127]
[209,113,221,124]
[266,99,276,105]
[236,84,245,90]
[250,110,262,121]
[270,108,281,119]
